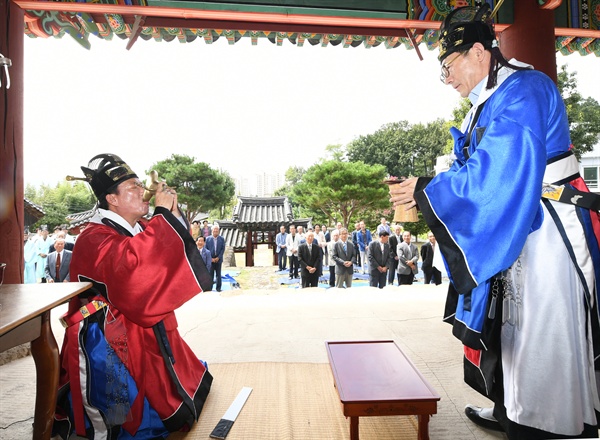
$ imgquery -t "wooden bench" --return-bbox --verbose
[326,340,440,440]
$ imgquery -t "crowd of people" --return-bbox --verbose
[274,217,444,289]
[23,224,76,284]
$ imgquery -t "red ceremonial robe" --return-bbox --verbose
[53,206,213,438]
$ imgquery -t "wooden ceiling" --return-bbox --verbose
[14,0,600,55]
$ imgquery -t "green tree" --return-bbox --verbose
[290,160,389,228]
[558,65,600,158]
[346,121,411,178]
[149,154,236,223]
[406,119,449,176]
[346,120,450,178]
[25,181,95,230]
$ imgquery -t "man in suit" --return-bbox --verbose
[285,225,301,279]
[205,225,225,292]
[44,237,72,283]
[275,225,288,271]
[297,231,322,288]
[351,222,361,267]
[49,231,74,252]
[396,231,419,285]
[332,228,356,288]
[368,230,391,289]
[326,229,340,288]
[355,221,372,274]
[420,231,442,285]
[196,235,212,273]
[388,225,402,286]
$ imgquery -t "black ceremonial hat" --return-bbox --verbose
[438,4,496,62]
[80,154,138,200]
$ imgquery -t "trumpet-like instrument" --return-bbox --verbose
[65,175,89,182]
[143,170,161,202]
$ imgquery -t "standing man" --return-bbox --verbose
[368,230,390,289]
[351,222,361,268]
[206,225,226,292]
[355,221,372,275]
[390,4,600,438]
[35,226,53,282]
[44,238,72,283]
[323,225,330,243]
[196,235,212,274]
[388,224,403,286]
[297,231,322,288]
[396,231,418,285]
[332,228,356,289]
[327,229,340,288]
[420,232,442,285]
[297,225,306,244]
[376,217,392,236]
[286,225,301,280]
[54,154,212,439]
[275,225,288,272]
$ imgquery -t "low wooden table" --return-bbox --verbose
[326,340,440,440]
[0,282,92,440]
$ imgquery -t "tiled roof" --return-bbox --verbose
[24,198,45,218]
[216,220,246,250]
[232,196,294,231]
[66,209,95,228]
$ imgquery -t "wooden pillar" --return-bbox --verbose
[272,231,278,266]
[0,0,25,284]
[245,230,254,267]
[500,0,557,83]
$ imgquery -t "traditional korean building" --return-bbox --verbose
[227,196,311,266]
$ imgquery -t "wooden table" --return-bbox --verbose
[326,340,440,440]
[0,282,92,440]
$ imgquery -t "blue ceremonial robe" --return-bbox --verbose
[414,65,600,435]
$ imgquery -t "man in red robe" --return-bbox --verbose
[53,154,213,439]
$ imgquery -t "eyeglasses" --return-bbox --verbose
[440,52,463,83]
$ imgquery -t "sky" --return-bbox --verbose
[23,34,600,188]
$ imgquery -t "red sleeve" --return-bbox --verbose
[71,212,207,327]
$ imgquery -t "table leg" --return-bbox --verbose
[350,416,359,440]
[417,414,430,440]
[31,310,59,440]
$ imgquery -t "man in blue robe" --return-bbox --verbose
[391,5,600,439]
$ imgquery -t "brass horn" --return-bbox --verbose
[143,170,161,202]
[66,175,89,182]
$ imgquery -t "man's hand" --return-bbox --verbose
[154,182,177,212]
[47,278,54,283]
[389,177,418,210]
[308,267,316,273]
[343,261,353,267]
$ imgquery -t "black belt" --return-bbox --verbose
[542,183,600,211]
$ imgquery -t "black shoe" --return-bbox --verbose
[464,405,503,432]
